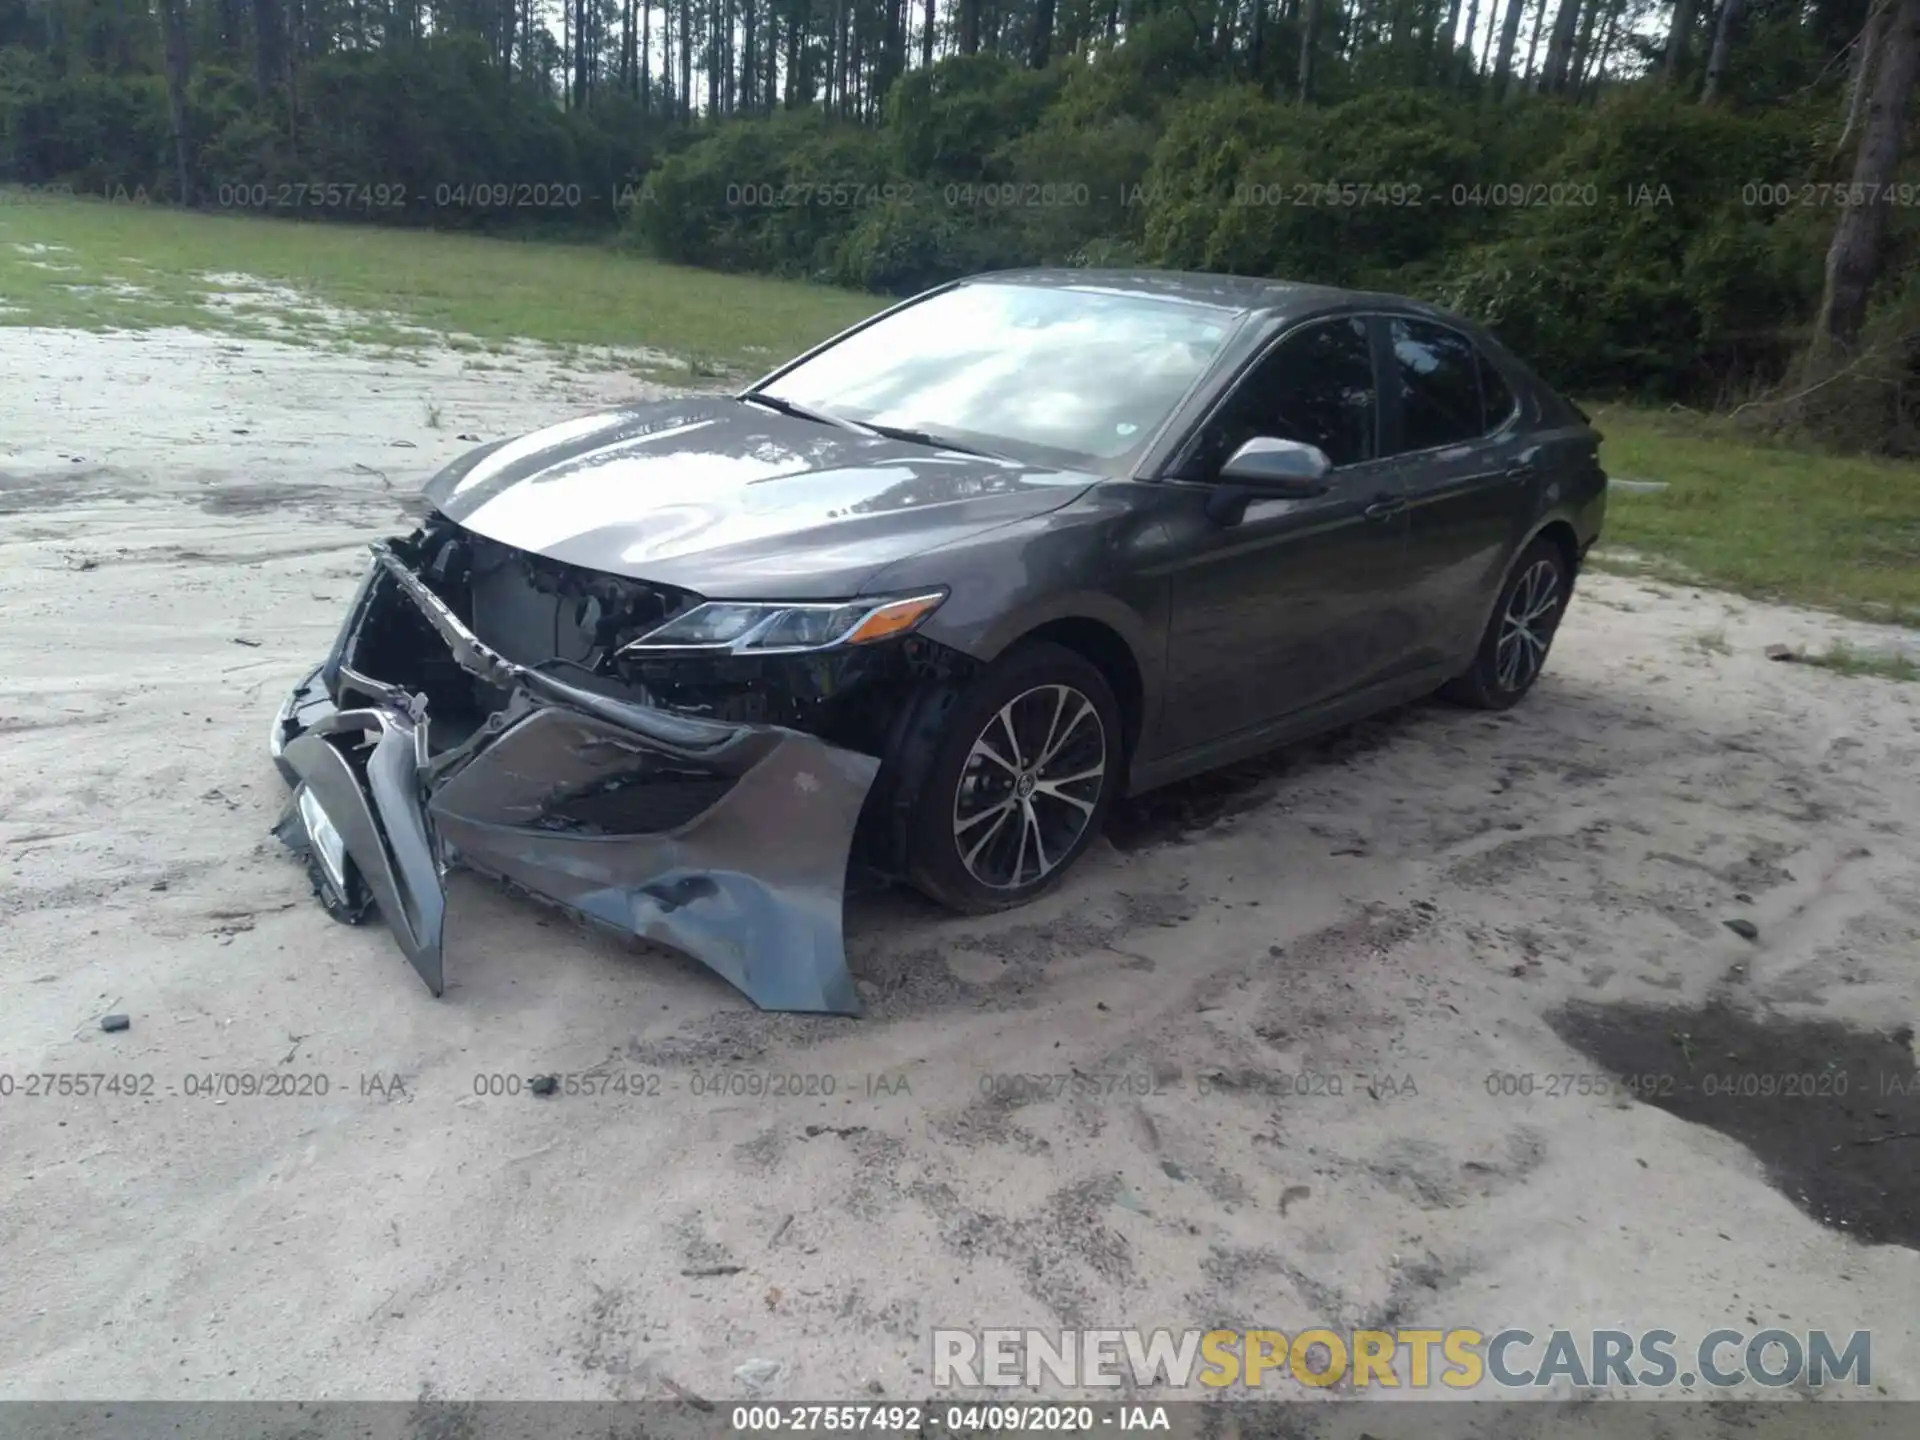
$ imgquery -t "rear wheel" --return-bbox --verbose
[1443,536,1571,710]
[906,642,1121,914]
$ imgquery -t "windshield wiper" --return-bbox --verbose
[856,421,1002,460]
[740,392,866,432]
[745,396,1004,459]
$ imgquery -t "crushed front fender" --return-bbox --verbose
[271,542,879,1015]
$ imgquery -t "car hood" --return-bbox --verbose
[422,397,1098,599]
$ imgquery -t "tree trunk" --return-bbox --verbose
[679,0,692,119]
[1029,0,1054,65]
[1298,0,1320,100]
[1583,0,1622,94]
[1435,0,1462,75]
[1699,0,1745,100]
[662,0,674,109]
[254,0,285,95]
[286,5,300,150]
[1491,0,1525,96]
[217,0,244,58]
[959,0,980,53]
[573,0,590,105]
[763,4,778,108]
[1836,0,1890,152]
[741,0,756,110]
[922,0,935,63]
[783,4,801,106]
[885,0,905,93]
[1813,0,1920,353]
[1663,0,1697,79]
[158,0,194,205]
[1460,0,1481,83]
[1568,0,1601,85]
[1521,0,1548,81]
[1539,0,1582,90]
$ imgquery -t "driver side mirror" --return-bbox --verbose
[1218,436,1332,496]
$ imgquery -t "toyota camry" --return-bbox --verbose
[270,269,1606,1013]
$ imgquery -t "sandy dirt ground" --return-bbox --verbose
[3,325,1919,1407]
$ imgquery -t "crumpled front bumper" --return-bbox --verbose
[269,542,878,1015]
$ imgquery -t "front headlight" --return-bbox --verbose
[619,591,946,656]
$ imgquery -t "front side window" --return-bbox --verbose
[755,281,1240,471]
[1178,316,1377,477]
[1389,318,1485,453]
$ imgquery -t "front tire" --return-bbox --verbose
[906,641,1121,914]
[1443,536,1571,710]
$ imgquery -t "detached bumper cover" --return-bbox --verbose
[270,542,878,1015]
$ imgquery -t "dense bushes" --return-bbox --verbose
[1433,90,1830,398]
[5,18,1907,419]
[626,64,1850,411]
[1,37,653,228]
[627,55,1092,286]
[1,50,174,194]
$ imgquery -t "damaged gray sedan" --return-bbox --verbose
[272,269,1605,1013]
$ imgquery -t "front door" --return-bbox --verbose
[1155,316,1414,754]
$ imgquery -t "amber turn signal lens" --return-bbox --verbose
[844,592,946,645]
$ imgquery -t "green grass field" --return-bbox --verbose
[0,191,879,372]
[4,192,1917,633]
[1591,404,1920,629]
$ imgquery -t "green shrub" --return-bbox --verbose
[885,54,1062,181]
[1433,89,1824,396]
[628,111,891,278]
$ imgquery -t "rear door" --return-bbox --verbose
[1374,316,1536,670]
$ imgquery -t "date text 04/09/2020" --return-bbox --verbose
[727,1405,1172,1432]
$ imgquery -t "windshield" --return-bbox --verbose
[755,281,1241,472]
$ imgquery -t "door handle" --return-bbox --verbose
[1363,495,1407,522]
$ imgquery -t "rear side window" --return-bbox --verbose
[1389,318,1483,453]
[1479,352,1517,430]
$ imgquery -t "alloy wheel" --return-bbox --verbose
[1496,558,1562,692]
[951,683,1108,890]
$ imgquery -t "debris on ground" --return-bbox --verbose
[733,1358,785,1391]
[658,1375,714,1411]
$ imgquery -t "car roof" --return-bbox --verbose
[969,267,1463,327]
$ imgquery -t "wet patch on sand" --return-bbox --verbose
[1551,1000,1920,1249]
